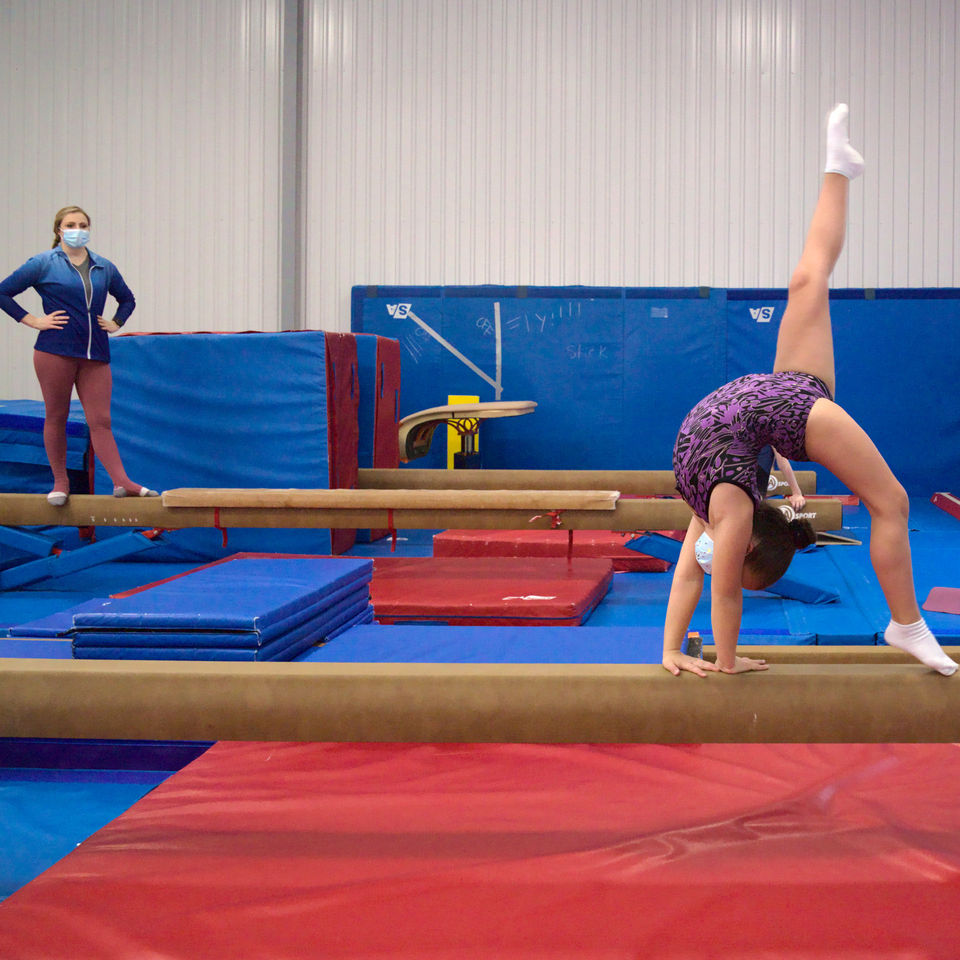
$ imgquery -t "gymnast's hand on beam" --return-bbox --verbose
[717,655,769,675]
[662,650,719,678]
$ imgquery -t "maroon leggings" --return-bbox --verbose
[33,350,138,494]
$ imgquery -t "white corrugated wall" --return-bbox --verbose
[1,0,956,396]
[0,0,285,399]
[303,0,959,332]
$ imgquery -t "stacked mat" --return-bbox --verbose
[370,556,614,626]
[0,399,89,494]
[433,529,672,572]
[71,556,374,661]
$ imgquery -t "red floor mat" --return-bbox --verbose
[432,528,674,571]
[370,556,614,625]
[2,741,959,959]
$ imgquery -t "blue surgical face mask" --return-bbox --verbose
[62,229,90,248]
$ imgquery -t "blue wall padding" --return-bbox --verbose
[71,557,373,661]
[95,332,350,558]
[723,289,960,494]
[302,623,669,664]
[622,290,727,470]
[353,285,960,491]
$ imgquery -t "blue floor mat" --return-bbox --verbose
[0,637,72,658]
[0,738,209,903]
[303,624,668,663]
[3,501,959,656]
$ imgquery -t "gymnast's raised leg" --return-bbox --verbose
[777,104,956,676]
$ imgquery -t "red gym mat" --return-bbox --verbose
[432,528,675,571]
[2,741,959,959]
[370,556,614,625]
[932,492,960,523]
[923,586,960,615]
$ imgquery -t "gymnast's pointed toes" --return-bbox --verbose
[114,485,160,498]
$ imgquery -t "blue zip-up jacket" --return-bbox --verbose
[0,247,136,363]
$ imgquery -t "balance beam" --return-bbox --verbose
[1,653,957,742]
[0,492,844,531]
[161,488,620,511]
[360,468,819,496]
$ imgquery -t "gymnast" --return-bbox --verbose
[663,104,957,678]
[0,205,158,505]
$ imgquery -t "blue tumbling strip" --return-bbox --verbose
[626,534,839,605]
[8,599,114,638]
[0,638,73,659]
[326,607,375,641]
[71,557,373,631]
[303,624,668,664]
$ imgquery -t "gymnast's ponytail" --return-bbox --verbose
[789,517,816,551]
[744,502,815,590]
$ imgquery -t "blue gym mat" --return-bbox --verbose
[3,502,958,660]
[71,558,372,630]
[70,557,374,661]
[301,624,671,663]
[0,637,72,659]
[0,738,209,903]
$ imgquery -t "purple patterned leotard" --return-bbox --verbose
[673,371,833,522]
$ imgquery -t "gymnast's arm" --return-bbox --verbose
[662,516,717,677]
[773,449,806,510]
[708,484,769,674]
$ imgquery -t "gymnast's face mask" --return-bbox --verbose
[61,229,90,248]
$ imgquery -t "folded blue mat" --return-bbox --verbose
[74,602,375,662]
[71,583,371,647]
[73,594,375,662]
[72,558,373,631]
[626,533,839,605]
[74,646,265,662]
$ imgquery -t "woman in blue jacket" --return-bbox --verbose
[0,205,157,504]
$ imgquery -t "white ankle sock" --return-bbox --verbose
[884,618,958,676]
[824,103,864,179]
